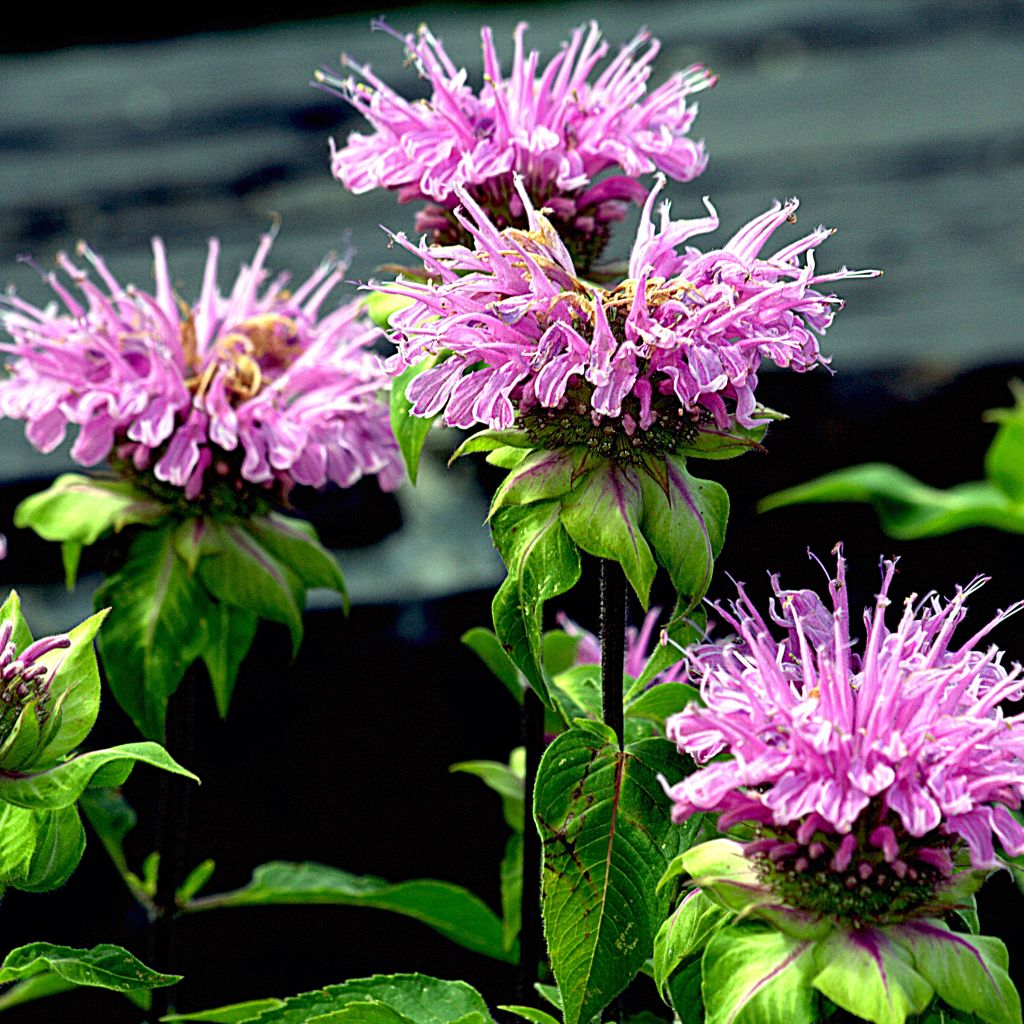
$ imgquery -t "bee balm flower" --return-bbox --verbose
[318,21,715,271]
[0,234,403,508]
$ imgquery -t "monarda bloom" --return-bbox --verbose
[657,549,1024,1024]
[0,232,403,511]
[318,21,714,271]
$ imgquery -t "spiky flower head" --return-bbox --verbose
[664,548,1024,926]
[0,233,403,513]
[317,21,715,270]
[386,176,877,465]
[0,621,69,758]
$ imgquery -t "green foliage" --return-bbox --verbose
[164,974,496,1024]
[653,889,730,998]
[185,861,512,964]
[534,720,702,1024]
[364,290,414,330]
[0,942,178,1012]
[450,749,525,832]
[759,382,1024,538]
[390,354,443,484]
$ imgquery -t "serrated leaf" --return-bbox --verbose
[199,600,258,718]
[535,722,702,1024]
[490,500,582,708]
[890,921,1020,1024]
[811,928,933,1024]
[0,941,179,994]
[461,627,525,704]
[94,523,210,739]
[559,461,657,609]
[185,862,512,963]
[0,741,197,810]
[759,465,1024,539]
[653,889,731,996]
[702,922,817,1024]
[638,457,728,611]
[391,356,441,485]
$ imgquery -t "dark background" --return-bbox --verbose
[0,1,1022,1020]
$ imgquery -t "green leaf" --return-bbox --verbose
[702,922,817,1024]
[549,664,602,723]
[490,500,582,708]
[559,461,657,608]
[500,834,523,953]
[535,721,701,1024]
[638,457,728,611]
[984,381,1024,501]
[461,627,525,704]
[177,858,217,903]
[94,523,210,739]
[13,804,86,892]
[681,416,772,461]
[365,290,414,329]
[185,862,512,964]
[79,787,136,880]
[449,754,524,832]
[391,356,442,485]
[13,474,163,586]
[490,448,578,515]
[626,683,702,735]
[244,515,347,605]
[195,520,304,656]
[0,942,179,996]
[759,465,1024,539]
[0,972,78,1013]
[0,592,33,655]
[199,600,259,718]
[653,889,730,997]
[34,608,107,763]
[542,630,581,678]
[811,928,933,1024]
[162,999,286,1023]
[891,921,1020,1024]
[632,603,706,692]
[497,1008,561,1024]
[666,957,704,1024]
[449,429,535,463]
[0,741,197,810]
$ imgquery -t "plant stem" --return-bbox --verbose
[517,685,545,1004]
[147,663,199,1022]
[600,559,626,749]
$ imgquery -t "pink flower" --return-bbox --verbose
[0,234,403,505]
[385,176,877,460]
[318,21,715,269]
[664,547,1024,892]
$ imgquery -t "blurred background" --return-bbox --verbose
[1,1,1022,1020]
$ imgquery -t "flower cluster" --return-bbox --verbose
[0,620,69,746]
[0,234,403,509]
[386,177,877,464]
[663,549,1024,925]
[319,21,714,269]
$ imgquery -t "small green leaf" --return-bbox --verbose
[199,601,258,718]
[79,787,138,888]
[535,723,702,1024]
[983,380,1024,502]
[626,682,702,734]
[541,630,581,678]
[94,523,210,739]
[186,862,512,964]
[497,1008,560,1024]
[500,834,523,952]
[702,922,817,1024]
[559,461,657,608]
[490,500,582,708]
[450,429,535,463]
[681,416,771,461]
[391,356,442,485]
[244,515,347,604]
[0,941,179,994]
[177,858,217,904]
[162,999,285,1023]
[0,741,197,810]
[449,754,524,832]
[0,592,33,654]
[0,972,78,1013]
[638,457,728,611]
[811,928,933,1024]
[632,603,706,692]
[549,664,602,723]
[461,627,525,704]
[490,448,578,516]
[653,889,730,997]
[666,957,704,1024]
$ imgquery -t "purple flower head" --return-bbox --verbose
[0,619,69,746]
[317,21,715,270]
[385,176,878,463]
[664,547,1024,924]
[559,607,689,685]
[0,233,403,509]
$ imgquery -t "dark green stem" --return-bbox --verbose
[600,559,626,749]
[147,663,199,1022]
[517,687,545,1004]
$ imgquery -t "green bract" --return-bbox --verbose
[15,474,347,740]
[655,840,1022,1024]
